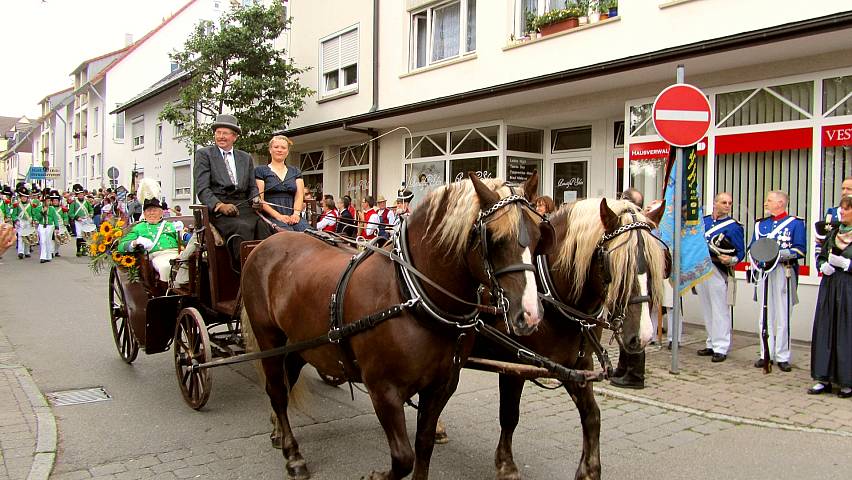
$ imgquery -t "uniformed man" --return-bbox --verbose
[750,190,806,372]
[68,184,94,256]
[118,181,182,282]
[14,186,33,260]
[35,192,61,263]
[815,176,852,258]
[695,192,744,363]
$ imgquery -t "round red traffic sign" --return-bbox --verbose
[652,84,711,147]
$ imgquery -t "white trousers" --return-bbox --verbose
[16,224,27,255]
[695,267,732,355]
[755,267,792,363]
[74,220,85,239]
[38,225,54,261]
[150,249,179,281]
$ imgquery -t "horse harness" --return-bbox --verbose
[535,215,656,377]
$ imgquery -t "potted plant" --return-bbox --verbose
[534,4,583,36]
[602,0,617,18]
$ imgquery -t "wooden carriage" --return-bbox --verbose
[107,205,260,409]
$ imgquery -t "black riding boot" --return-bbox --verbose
[610,348,645,389]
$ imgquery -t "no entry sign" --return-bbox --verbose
[652,84,711,147]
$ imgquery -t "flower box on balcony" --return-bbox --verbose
[540,17,579,35]
[533,6,583,37]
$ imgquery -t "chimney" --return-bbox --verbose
[124,33,134,47]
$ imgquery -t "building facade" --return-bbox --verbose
[280,0,852,340]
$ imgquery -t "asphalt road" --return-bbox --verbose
[2,244,852,479]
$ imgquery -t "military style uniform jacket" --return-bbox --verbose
[69,199,93,220]
[118,221,181,254]
[703,214,745,275]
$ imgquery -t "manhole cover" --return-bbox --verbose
[46,387,111,406]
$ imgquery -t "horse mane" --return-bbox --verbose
[552,198,666,311]
[420,178,521,259]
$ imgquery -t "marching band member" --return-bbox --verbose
[750,190,806,372]
[117,179,181,282]
[14,186,33,260]
[695,192,744,363]
[69,184,94,257]
[35,192,61,263]
[52,191,69,257]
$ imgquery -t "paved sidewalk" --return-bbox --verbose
[0,329,55,480]
[601,323,852,435]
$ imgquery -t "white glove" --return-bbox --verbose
[828,253,851,271]
[130,237,155,251]
[820,263,836,276]
[778,249,797,261]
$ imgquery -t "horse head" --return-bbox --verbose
[598,198,667,353]
[468,172,551,336]
[551,198,667,353]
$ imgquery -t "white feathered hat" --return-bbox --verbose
[137,178,162,210]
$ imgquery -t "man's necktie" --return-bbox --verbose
[223,151,237,185]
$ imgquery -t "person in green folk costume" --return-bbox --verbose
[117,179,181,281]
[69,184,94,256]
[36,192,61,263]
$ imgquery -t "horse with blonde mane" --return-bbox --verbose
[488,197,668,480]
[242,173,552,480]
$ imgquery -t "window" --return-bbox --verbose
[552,126,592,152]
[93,107,99,136]
[321,27,358,96]
[114,109,125,142]
[823,75,852,117]
[131,116,144,149]
[174,121,185,138]
[339,144,371,206]
[299,151,324,198]
[715,81,813,128]
[173,162,191,198]
[90,155,96,178]
[515,0,588,37]
[506,126,544,194]
[155,124,163,153]
[553,161,587,204]
[97,153,103,178]
[410,0,476,70]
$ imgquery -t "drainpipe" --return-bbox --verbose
[343,125,378,197]
[87,82,107,190]
[370,0,379,113]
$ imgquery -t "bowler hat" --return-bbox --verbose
[211,114,242,135]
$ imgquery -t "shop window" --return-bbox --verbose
[551,126,591,152]
[339,144,370,206]
[629,104,656,137]
[405,134,447,159]
[507,126,543,153]
[553,161,587,205]
[450,156,497,183]
[820,123,852,214]
[627,141,706,208]
[450,125,499,154]
[613,121,625,147]
[715,131,811,262]
[715,81,813,128]
[299,151,324,198]
[507,157,541,194]
[405,160,446,209]
[823,75,852,117]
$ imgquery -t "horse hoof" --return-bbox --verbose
[496,464,521,480]
[361,471,390,480]
[286,459,310,480]
[434,430,449,444]
[270,433,282,450]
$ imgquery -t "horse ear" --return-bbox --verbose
[600,198,619,233]
[469,171,498,208]
[522,170,539,202]
[645,199,666,227]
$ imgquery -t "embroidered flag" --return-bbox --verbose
[659,146,713,295]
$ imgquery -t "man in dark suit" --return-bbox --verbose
[194,114,271,271]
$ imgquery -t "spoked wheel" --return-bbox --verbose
[174,307,212,410]
[109,267,139,363]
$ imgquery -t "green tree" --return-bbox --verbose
[160,3,312,154]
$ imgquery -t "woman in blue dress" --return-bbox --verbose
[255,135,308,232]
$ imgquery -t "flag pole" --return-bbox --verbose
[670,64,685,375]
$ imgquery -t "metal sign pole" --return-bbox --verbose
[670,64,685,375]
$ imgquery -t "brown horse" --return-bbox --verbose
[489,198,667,480]
[241,173,551,480]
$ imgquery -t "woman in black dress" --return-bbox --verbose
[255,135,308,232]
[809,195,852,398]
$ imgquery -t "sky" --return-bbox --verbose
[1,0,192,118]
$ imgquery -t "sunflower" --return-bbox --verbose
[98,244,107,253]
[91,232,99,242]
[99,222,113,235]
[113,229,123,238]
[115,220,125,228]
[89,244,98,256]
[121,256,136,267]
[112,251,123,262]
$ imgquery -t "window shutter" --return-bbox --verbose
[174,165,191,190]
[339,29,358,67]
[132,118,144,138]
[322,36,340,74]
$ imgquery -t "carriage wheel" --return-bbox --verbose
[109,267,139,363]
[174,307,212,410]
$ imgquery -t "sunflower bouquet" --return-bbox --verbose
[88,217,140,282]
